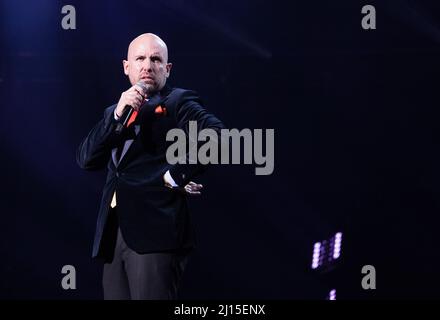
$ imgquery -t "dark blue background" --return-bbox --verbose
[1,0,440,299]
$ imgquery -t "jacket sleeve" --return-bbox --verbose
[168,90,225,186]
[76,105,120,171]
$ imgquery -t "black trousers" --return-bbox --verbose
[102,209,190,300]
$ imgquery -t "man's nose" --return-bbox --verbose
[142,58,153,71]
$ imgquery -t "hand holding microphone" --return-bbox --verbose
[115,81,149,134]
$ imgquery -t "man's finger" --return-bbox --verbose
[185,186,201,194]
[134,85,146,98]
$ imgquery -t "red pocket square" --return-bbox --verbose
[155,105,167,116]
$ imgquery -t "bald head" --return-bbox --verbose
[123,33,172,92]
[127,33,169,63]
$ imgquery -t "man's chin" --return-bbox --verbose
[137,80,155,93]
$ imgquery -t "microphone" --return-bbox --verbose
[115,81,149,134]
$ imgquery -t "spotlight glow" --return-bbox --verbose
[333,232,343,259]
[329,289,336,300]
[312,242,322,269]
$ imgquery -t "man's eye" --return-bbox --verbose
[137,57,144,61]
[151,56,161,62]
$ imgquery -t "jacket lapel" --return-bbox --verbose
[114,93,163,168]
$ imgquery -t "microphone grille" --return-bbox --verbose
[136,81,150,96]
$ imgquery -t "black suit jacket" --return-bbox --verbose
[77,86,224,260]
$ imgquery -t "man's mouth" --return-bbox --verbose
[140,75,154,81]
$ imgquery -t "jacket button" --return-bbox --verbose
[116,172,120,178]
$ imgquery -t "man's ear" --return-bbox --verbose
[123,60,129,76]
[166,62,172,78]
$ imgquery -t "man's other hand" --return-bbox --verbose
[183,181,203,195]
[163,176,203,196]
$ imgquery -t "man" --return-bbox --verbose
[77,33,224,299]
